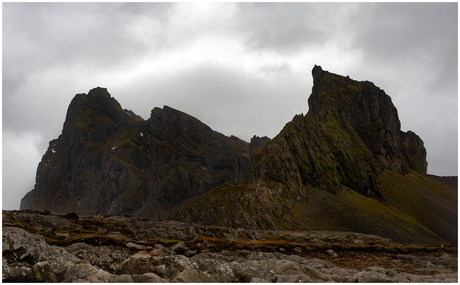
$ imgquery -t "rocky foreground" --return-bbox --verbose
[3,210,457,282]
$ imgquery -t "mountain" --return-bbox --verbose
[20,87,249,219]
[172,66,457,246]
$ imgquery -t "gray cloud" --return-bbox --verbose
[3,3,457,210]
[235,3,359,54]
[112,62,309,141]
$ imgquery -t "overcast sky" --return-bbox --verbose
[3,2,458,210]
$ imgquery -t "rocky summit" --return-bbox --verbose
[173,66,457,247]
[20,87,249,219]
[2,210,458,283]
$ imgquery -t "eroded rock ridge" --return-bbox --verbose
[20,87,249,219]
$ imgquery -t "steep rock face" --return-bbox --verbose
[400,130,428,174]
[309,65,426,175]
[20,87,249,219]
[172,66,452,245]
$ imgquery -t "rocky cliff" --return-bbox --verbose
[20,87,249,219]
[173,66,456,246]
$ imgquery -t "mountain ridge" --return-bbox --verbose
[172,66,456,246]
[19,66,456,246]
[21,87,249,219]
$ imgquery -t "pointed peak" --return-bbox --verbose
[312,65,326,79]
[88,87,111,99]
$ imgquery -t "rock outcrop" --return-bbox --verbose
[20,87,249,219]
[249,135,271,161]
[309,65,427,175]
[3,210,457,283]
[173,66,456,246]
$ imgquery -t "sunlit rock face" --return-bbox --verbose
[20,87,249,219]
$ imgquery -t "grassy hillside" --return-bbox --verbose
[293,170,456,245]
[174,171,456,246]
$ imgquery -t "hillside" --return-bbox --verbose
[172,66,457,246]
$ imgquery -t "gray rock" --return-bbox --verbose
[117,254,156,275]
[184,250,197,257]
[150,244,171,257]
[171,242,189,255]
[133,272,168,282]
[353,239,365,245]
[65,263,115,283]
[110,274,135,283]
[126,242,143,250]
[299,265,333,282]
[273,274,312,283]
[275,260,302,275]
[2,227,51,263]
[3,261,35,282]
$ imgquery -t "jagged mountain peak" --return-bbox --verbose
[307,65,426,175]
[20,88,249,218]
[172,66,453,246]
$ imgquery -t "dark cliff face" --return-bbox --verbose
[400,130,428,175]
[171,66,453,246]
[20,87,249,219]
[246,66,427,199]
[309,66,428,176]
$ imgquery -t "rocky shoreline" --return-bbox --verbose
[3,210,457,282]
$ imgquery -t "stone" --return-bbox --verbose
[170,242,189,255]
[273,274,312,283]
[110,274,134,283]
[2,227,51,264]
[66,263,116,283]
[184,250,197,257]
[64,212,80,220]
[117,254,156,275]
[326,249,338,258]
[126,242,143,250]
[353,239,365,245]
[133,272,168,283]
